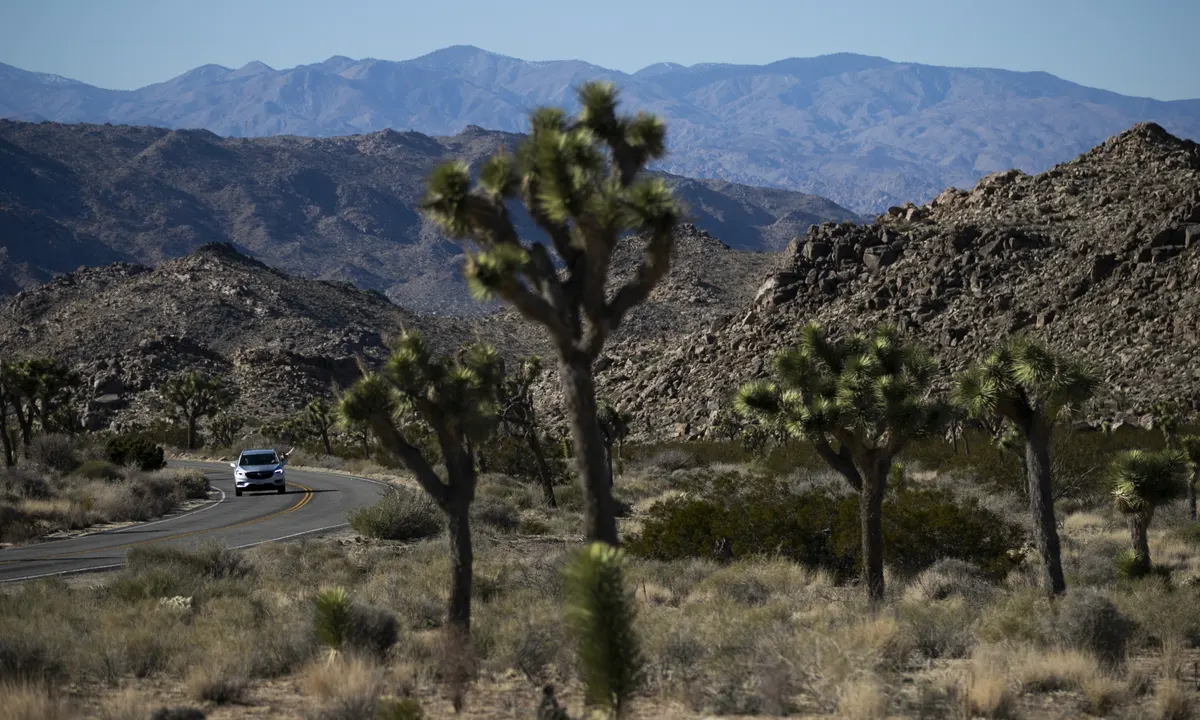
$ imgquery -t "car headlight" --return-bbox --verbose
[235,470,246,477]
[273,468,284,474]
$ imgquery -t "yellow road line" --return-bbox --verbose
[0,483,314,565]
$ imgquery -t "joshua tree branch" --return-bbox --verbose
[366,414,451,509]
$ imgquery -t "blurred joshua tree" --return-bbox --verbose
[496,355,558,507]
[735,323,949,602]
[1110,448,1189,576]
[420,81,679,546]
[340,330,502,678]
[954,336,1098,596]
[300,397,336,456]
[597,400,633,485]
[1150,398,1187,449]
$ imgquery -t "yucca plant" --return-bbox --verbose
[1151,398,1186,449]
[313,586,354,660]
[158,370,235,450]
[954,336,1098,596]
[564,542,642,718]
[1182,436,1200,521]
[735,322,950,602]
[421,81,679,547]
[301,397,336,455]
[340,330,502,645]
[1111,449,1190,576]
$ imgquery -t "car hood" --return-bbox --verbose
[238,464,282,472]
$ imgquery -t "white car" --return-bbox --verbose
[230,449,287,496]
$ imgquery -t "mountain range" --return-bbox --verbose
[3,46,1199,213]
[0,119,857,313]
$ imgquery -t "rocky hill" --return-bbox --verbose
[3,47,1198,213]
[0,222,768,433]
[546,122,1200,439]
[0,119,858,314]
[0,243,532,432]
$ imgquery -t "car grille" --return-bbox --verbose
[246,471,274,480]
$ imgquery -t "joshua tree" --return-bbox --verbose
[1,359,82,451]
[1111,448,1190,575]
[1181,435,1200,521]
[207,413,245,448]
[954,336,1098,596]
[1151,399,1187,449]
[735,323,949,602]
[340,330,502,649]
[597,400,632,485]
[496,355,558,507]
[159,371,235,450]
[420,81,679,546]
[301,398,336,456]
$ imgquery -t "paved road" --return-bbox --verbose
[0,461,388,584]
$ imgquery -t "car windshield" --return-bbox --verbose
[240,453,277,466]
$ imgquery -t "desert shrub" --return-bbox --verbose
[185,663,247,705]
[640,448,696,472]
[74,459,122,481]
[0,633,64,684]
[105,433,166,471]
[29,434,81,473]
[1054,588,1135,669]
[94,475,178,522]
[471,494,521,533]
[347,487,441,541]
[375,697,424,720]
[111,544,251,601]
[166,470,210,501]
[627,475,1024,582]
[903,559,995,605]
[0,467,51,499]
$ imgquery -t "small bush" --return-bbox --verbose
[1055,588,1135,669]
[74,460,122,482]
[166,470,210,501]
[471,495,520,533]
[185,664,247,705]
[29,434,80,474]
[348,488,441,541]
[0,467,51,499]
[312,588,398,660]
[105,434,166,471]
[641,448,695,472]
[626,476,1025,582]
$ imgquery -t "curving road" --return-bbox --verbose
[0,461,388,584]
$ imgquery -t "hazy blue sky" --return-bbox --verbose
[2,0,1198,100]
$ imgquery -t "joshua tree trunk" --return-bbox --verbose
[526,432,557,508]
[320,428,332,456]
[0,407,13,468]
[1025,422,1066,596]
[1129,510,1153,576]
[860,472,887,604]
[1189,474,1197,522]
[447,495,474,636]
[186,414,199,451]
[560,353,618,546]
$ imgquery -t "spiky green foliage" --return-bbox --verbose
[735,323,949,479]
[313,586,353,652]
[564,542,642,718]
[420,81,679,547]
[1111,449,1189,515]
[158,371,235,450]
[207,413,244,448]
[952,336,1098,430]
[1111,448,1190,575]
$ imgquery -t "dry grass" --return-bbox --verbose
[1154,679,1195,720]
[837,675,890,719]
[184,659,248,704]
[96,689,151,720]
[0,682,74,720]
[1014,648,1104,693]
[302,655,385,720]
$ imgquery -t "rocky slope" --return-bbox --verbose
[0,243,533,432]
[547,123,1200,439]
[0,119,858,314]
[4,47,1198,213]
[0,223,766,433]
